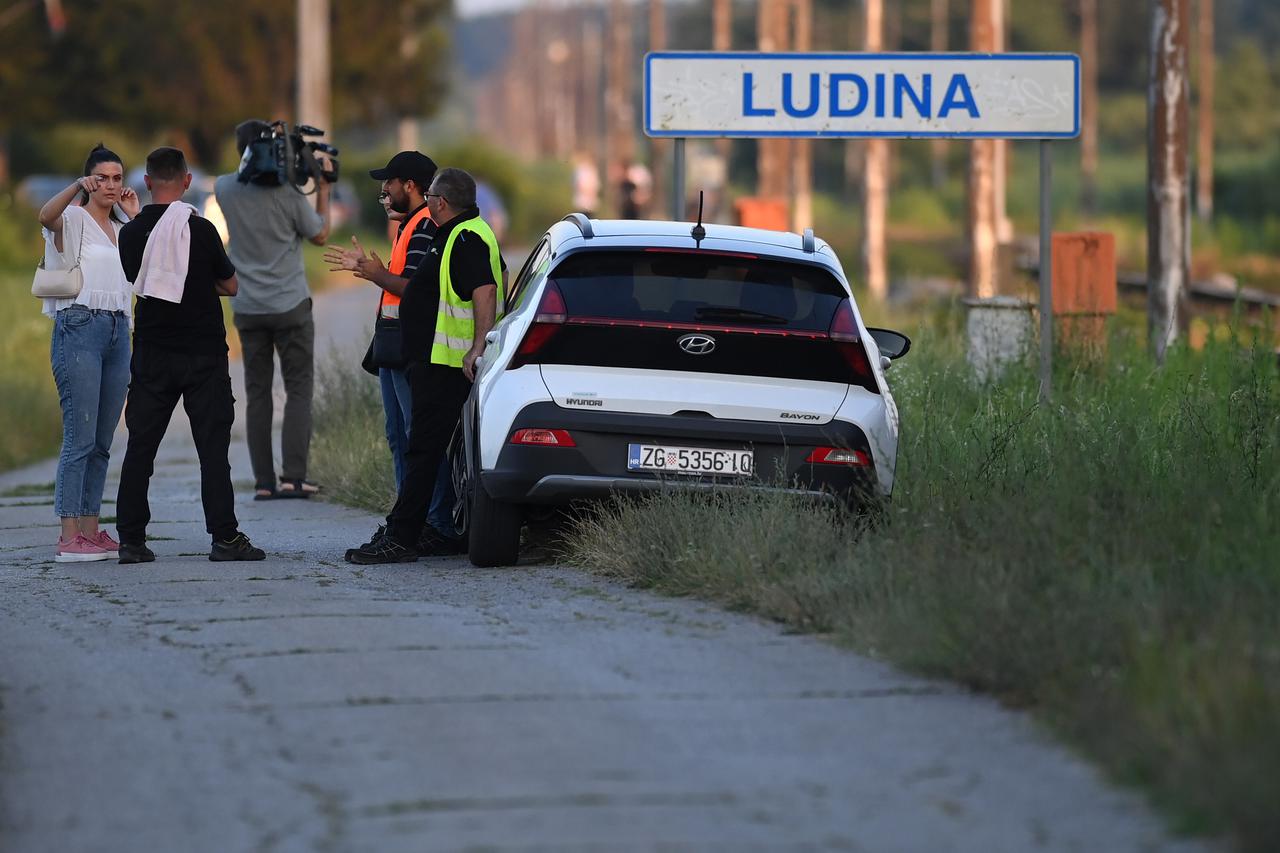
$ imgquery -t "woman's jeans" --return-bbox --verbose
[379,365,457,537]
[51,307,130,518]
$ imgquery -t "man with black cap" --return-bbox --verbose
[324,151,460,549]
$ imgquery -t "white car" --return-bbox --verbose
[452,215,910,566]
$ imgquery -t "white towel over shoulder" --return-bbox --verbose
[134,202,197,303]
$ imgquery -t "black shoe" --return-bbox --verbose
[359,523,388,550]
[417,526,466,557]
[344,536,418,565]
[118,542,156,564]
[210,533,266,562]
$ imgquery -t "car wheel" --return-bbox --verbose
[468,480,523,567]
[448,425,469,539]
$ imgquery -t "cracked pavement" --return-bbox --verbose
[0,286,1207,852]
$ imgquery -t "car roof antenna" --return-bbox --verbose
[690,190,706,246]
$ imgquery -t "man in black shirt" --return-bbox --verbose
[323,151,452,542]
[115,147,265,564]
[344,167,505,564]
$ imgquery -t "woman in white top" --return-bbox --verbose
[37,144,140,563]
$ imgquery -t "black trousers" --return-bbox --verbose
[386,363,472,545]
[116,345,239,545]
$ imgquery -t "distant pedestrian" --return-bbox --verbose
[114,147,265,564]
[37,144,141,562]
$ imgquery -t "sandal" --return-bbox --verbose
[277,479,321,499]
[253,484,280,501]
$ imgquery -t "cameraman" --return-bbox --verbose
[213,119,332,500]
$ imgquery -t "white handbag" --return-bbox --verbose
[31,224,85,300]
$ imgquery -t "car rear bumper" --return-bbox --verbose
[478,402,881,504]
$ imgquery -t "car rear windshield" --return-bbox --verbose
[548,250,849,332]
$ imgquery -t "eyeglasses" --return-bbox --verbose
[425,193,445,201]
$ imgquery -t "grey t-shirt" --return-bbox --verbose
[213,173,323,315]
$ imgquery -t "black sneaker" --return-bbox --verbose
[417,526,466,556]
[118,542,156,564]
[210,533,266,562]
[344,536,418,565]
[359,523,388,549]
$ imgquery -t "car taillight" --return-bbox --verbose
[805,447,871,466]
[509,281,567,369]
[510,428,576,447]
[828,299,877,393]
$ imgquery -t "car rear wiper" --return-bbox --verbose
[694,305,789,324]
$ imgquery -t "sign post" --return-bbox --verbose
[644,51,1080,397]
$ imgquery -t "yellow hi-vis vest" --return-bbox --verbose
[430,217,505,368]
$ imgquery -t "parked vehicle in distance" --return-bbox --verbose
[453,215,911,567]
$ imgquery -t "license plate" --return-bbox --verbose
[627,443,754,476]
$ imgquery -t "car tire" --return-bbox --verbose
[468,480,523,567]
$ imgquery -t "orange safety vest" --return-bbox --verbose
[379,205,434,318]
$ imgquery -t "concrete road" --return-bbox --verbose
[0,284,1205,852]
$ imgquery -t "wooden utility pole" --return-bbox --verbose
[930,0,949,189]
[606,0,635,200]
[296,0,331,133]
[649,0,667,215]
[397,0,419,151]
[792,0,813,232]
[968,0,998,298]
[863,0,888,301]
[756,0,792,200]
[992,0,1012,243]
[1148,0,1191,362]
[1196,0,1214,222]
[843,9,862,195]
[1080,0,1099,214]
[713,0,733,198]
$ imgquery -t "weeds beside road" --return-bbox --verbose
[311,315,1278,851]
[565,326,1280,852]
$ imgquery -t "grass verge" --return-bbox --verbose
[0,271,63,472]
[310,352,396,513]
[561,326,1279,852]
[308,310,1278,849]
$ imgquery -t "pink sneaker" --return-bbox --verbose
[54,534,111,563]
[92,530,120,552]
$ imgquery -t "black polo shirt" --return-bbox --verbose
[400,208,506,364]
[119,204,235,354]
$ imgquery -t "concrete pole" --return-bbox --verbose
[1080,0,1099,214]
[968,0,997,298]
[1196,0,1214,222]
[863,0,889,302]
[296,0,331,133]
[1148,0,1191,362]
[792,0,813,233]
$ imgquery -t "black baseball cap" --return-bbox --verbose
[369,151,438,187]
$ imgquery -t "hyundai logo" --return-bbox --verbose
[677,333,717,355]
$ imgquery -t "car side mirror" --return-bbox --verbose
[867,328,911,361]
